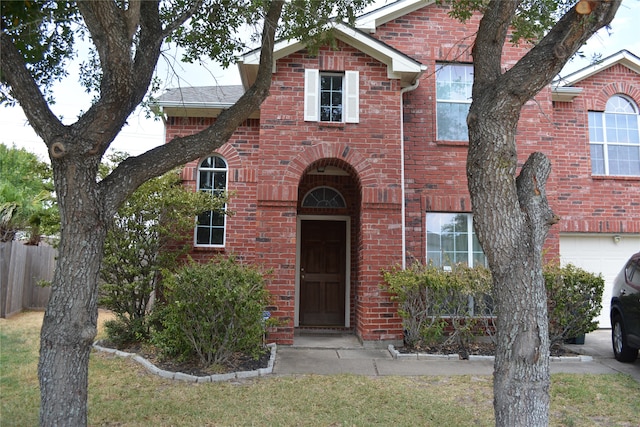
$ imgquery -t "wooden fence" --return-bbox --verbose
[0,241,55,318]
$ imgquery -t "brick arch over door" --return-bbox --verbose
[281,142,376,188]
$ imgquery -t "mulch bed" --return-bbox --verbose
[98,341,271,377]
[397,341,579,359]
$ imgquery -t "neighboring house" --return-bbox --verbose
[155,0,640,345]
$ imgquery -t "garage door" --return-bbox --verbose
[560,234,640,328]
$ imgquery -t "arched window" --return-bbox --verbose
[195,155,227,246]
[589,95,640,176]
[302,186,346,208]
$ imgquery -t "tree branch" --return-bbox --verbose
[100,0,285,216]
[71,1,164,158]
[0,33,66,151]
[499,0,621,105]
[471,0,520,96]
[162,0,205,37]
[516,152,560,246]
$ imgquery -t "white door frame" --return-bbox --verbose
[295,215,351,328]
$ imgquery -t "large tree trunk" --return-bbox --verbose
[467,1,621,426]
[38,154,106,426]
[467,97,555,426]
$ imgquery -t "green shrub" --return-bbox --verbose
[384,261,604,352]
[103,316,150,348]
[382,262,493,350]
[152,256,272,367]
[544,263,604,347]
[98,160,228,347]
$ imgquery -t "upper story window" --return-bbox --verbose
[436,63,473,141]
[426,213,486,269]
[195,155,227,246]
[304,69,359,123]
[589,95,640,176]
[302,187,346,208]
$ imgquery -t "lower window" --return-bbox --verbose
[426,213,486,269]
[195,155,227,246]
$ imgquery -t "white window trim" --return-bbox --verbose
[304,69,359,123]
[301,186,347,208]
[426,213,483,268]
[589,95,640,176]
[435,63,472,142]
[194,155,228,247]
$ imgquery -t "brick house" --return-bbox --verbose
[156,0,640,345]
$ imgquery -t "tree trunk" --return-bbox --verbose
[467,101,554,425]
[31,3,285,424]
[38,154,106,427]
[466,2,620,424]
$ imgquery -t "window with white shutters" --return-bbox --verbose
[304,69,359,123]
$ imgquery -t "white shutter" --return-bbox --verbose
[304,69,319,122]
[344,70,359,123]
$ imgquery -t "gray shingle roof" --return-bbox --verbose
[157,85,245,106]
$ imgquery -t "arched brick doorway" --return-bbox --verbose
[295,159,361,330]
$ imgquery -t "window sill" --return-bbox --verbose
[193,245,226,252]
[317,122,347,130]
[591,175,640,181]
[436,140,469,147]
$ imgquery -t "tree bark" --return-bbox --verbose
[466,1,620,426]
[38,155,105,426]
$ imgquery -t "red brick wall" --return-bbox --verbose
[164,41,407,343]
[550,64,640,236]
[371,4,559,263]
[255,42,406,343]
[162,3,640,344]
[165,117,261,264]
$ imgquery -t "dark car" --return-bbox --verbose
[610,251,640,363]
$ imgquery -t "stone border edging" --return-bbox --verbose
[387,345,592,362]
[93,341,277,382]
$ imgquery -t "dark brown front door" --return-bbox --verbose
[299,220,346,326]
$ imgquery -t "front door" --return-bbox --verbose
[299,220,346,326]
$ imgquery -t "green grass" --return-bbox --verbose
[2,311,639,426]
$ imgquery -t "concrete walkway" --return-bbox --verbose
[273,329,640,382]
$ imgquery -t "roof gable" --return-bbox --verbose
[552,50,640,101]
[238,2,430,88]
[355,0,435,33]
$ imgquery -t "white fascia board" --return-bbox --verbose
[551,87,583,102]
[239,38,305,66]
[555,50,640,87]
[333,23,423,75]
[356,0,435,33]
[155,100,234,109]
[238,22,424,87]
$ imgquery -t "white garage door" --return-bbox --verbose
[560,234,640,328]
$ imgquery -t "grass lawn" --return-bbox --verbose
[2,311,639,426]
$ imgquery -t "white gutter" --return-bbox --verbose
[400,79,421,269]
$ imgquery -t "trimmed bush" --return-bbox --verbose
[383,261,604,352]
[382,262,494,350]
[544,263,604,347]
[152,256,272,367]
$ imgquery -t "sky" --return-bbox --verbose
[2,0,639,163]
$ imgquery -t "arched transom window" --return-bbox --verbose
[589,95,640,176]
[302,186,346,208]
[195,155,227,246]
